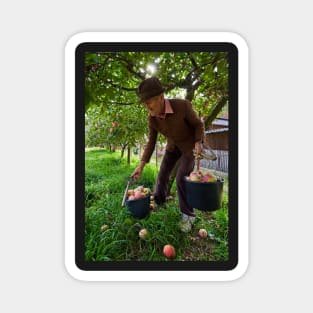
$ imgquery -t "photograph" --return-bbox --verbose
[74,41,239,271]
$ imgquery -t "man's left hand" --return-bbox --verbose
[194,142,202,155]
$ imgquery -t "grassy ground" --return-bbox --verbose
[85,148,229,261]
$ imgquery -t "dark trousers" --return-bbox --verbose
[154,146,195,216]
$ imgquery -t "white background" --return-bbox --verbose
[1,0,312,312]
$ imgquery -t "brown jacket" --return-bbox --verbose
[141,99,204,163]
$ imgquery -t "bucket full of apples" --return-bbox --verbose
[124,185,151,219]
[184,169,224,211]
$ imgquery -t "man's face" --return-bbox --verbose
[144,94,164,117]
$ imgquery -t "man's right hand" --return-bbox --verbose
[131,161,146,180]
[131,166,143,180]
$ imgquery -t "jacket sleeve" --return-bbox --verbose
[141,119,158,163]
[184,100,205,143]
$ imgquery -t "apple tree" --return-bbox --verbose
[84,51,229,166]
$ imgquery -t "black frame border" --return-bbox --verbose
[75,42,238,271]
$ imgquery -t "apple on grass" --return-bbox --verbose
[100,224,109,232]
[163,244,176,259]
[139,228,149,240]
[198,229,208,238]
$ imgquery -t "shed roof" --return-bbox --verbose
[205,127,229,134]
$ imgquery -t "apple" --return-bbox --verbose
[208,175,216,182]
[134,191,142,199]
[149,203,154,210]
[201,174,212,182]
[198,229,208,238]
[135,186,144,192]
[143,187,151,195]
[201,175,208,182]
[127,189,134,196]
[189,171,201,182]
[163,244,176,259]
[139,228,149,240]
[100,224,109,232]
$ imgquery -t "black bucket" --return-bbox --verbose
[125,195,150,219]
[184,177,224,211]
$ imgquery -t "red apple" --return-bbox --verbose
[198,229,208,238]
[134,191,142,199]
[201,174,215,182]
[163,244,176,259]
[201,171,216,182]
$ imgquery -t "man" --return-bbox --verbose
[131,77,204,232]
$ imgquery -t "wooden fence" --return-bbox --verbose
[150,147,228,173]
[200,149,228,173]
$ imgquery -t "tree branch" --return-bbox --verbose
[108,101,135,105]
[106,79,137,91]
[114,55,146,80]
[187,52,199,69]
[204,95,228,128]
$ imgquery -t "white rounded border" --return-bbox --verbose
[65,32,249,281]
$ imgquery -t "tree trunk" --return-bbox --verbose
[127,147,131,165]
[204,96,228,128]
[121,144,127,158]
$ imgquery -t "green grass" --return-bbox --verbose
[85,148,229,261]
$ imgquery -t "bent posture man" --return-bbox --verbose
[131,77,204,232]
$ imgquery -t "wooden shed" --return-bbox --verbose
[204,117,228,151]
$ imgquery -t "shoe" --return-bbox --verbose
[179,214,196,233]
[166,195,174,201]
